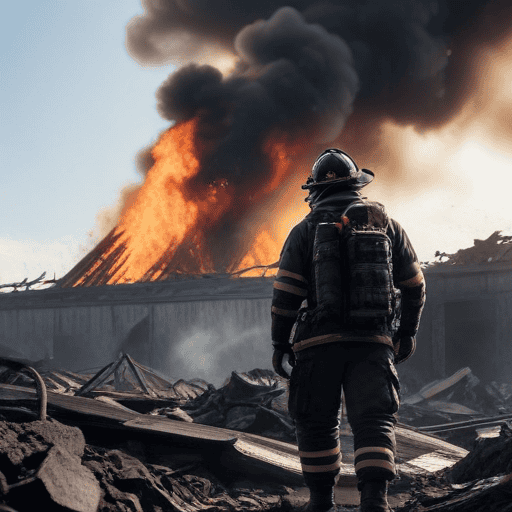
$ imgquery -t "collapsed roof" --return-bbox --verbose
[430,231,512,267]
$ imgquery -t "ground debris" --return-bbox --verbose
[0,419,100,512]
[394,421,512,512]
[447,420,512,483]
[82,445,292,512]
[154,369,296,442]
[0,418,294,512]
[0,358,482,512]
[397,367,512,448]
[395,473,512,512]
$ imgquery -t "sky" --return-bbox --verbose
[2,1,512,287]
[1,0,173,284]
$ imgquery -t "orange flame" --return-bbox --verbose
[75,119,311,285]
[113,119,202,282]
[236,230,281,275]
[232,133,308,273]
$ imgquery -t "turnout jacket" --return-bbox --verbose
[271,191,425,352]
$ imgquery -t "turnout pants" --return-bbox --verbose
[289,342,399,489]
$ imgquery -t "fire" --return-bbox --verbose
[235,230,281,276]
[232,133,309,274]
[113,119,202,282]
[76,119,203,284]
[73,118,310,285]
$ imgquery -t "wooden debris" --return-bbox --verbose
[403,368,475,405]
[72,353,209,409]
[395,421,512,512]
[447,420,512,483]
[0,272,57,292]
[431,230,512,266]
[399,366,512,433]
[76,353,157,398]
[0,380,468,489]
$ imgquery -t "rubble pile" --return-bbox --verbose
[0,419,101,512]
[4,355,512,511]
[430,230,512,266]
[394,421,512,512]
[45,354,211,406]
[82,445,290,512]
[157,369,296,443]
[0,418,296,512]
[399,367,512,429]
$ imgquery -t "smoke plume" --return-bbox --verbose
[121,0,512,272]
[127,1,512,130]
[156,7,358,174]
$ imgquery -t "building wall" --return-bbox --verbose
[2,266,512,384]
[0,308,54,361]
[0,278,274,385]
[414,263,512,383]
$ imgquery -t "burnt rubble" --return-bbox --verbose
[2,357,512,511]
[156,369,295,443]
[394,421,512,512]
[0,417,295,512]
[0,419,101,512]
[398,367,512,449]
[430,231,512,266]
[82,444,289,512]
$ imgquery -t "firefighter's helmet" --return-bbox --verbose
[302,149,374,190]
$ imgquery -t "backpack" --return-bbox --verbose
[313,201,396,333]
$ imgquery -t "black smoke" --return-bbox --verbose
[135,144,156,176]
[127,0,512,132]
[125,0,512,271]
[155,7,358,183]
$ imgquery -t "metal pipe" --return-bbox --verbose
[0,358,47,421]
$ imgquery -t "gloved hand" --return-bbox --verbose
[392,333,416,364]
[272,342,296,379]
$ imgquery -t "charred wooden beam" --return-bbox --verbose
[58,229,124,288]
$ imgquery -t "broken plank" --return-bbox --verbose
[403,367,473,405]
[0,383,469,487]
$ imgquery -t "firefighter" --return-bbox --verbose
[271,149,425,512]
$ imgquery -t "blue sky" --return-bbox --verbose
[2,1,512,286]
[1,1,173,283]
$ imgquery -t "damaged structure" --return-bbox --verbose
[413,231,512,383]
[1,231,512,386]
[0,356,471,511]
[2,354,512,511]
[0,275,273,383]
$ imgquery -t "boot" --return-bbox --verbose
[359,479,390,512]
[297,486,336,512]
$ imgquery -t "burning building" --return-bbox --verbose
[1,0,512,384]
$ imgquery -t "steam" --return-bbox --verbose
[169,321,271,387]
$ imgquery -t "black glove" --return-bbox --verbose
[392,333,416,364]
[272,342,296,379]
